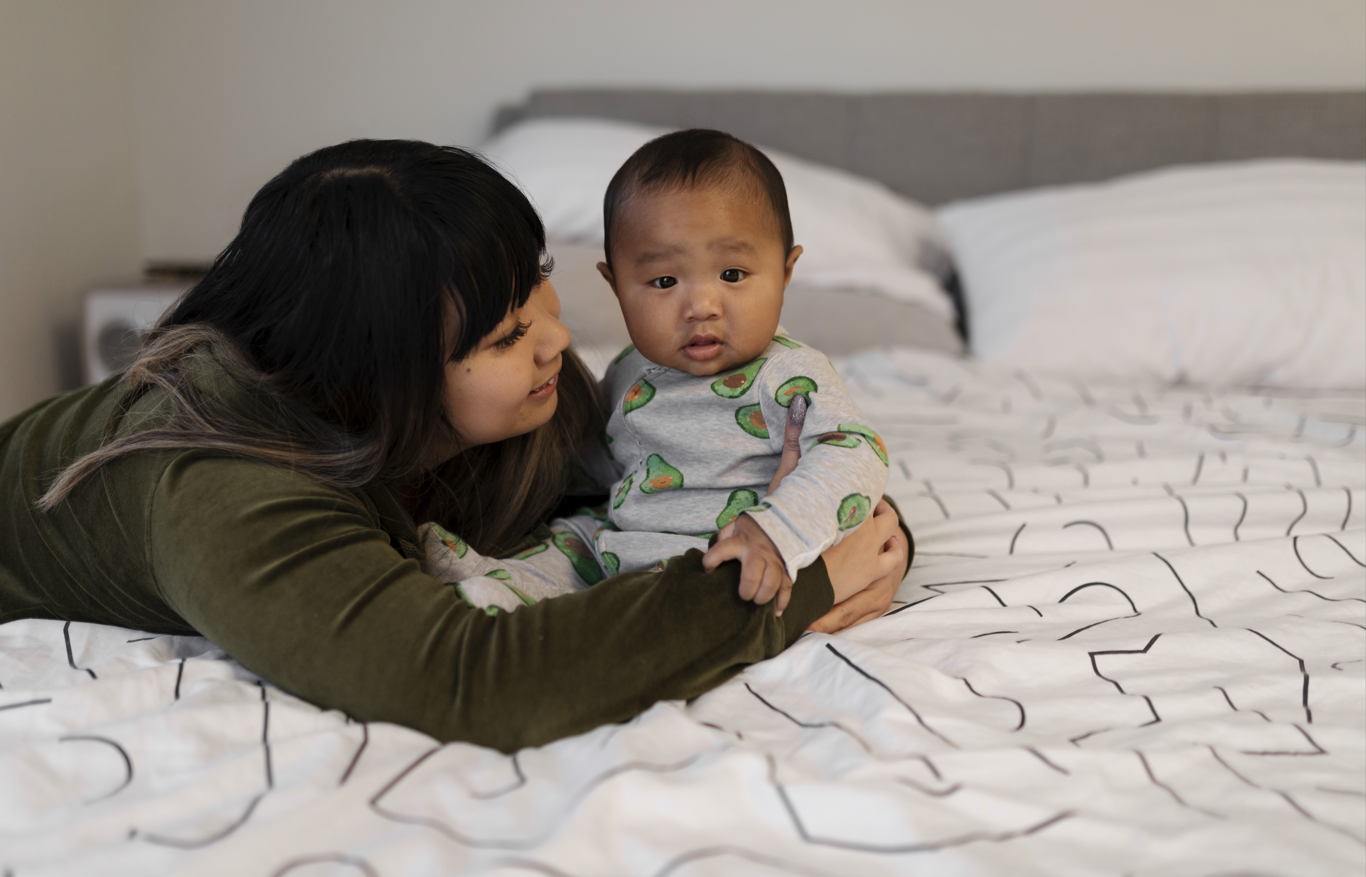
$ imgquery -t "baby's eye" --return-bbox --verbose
[650,276,678,289]
[721,268,745,283]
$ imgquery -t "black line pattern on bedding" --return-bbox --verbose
[368,746,709,849]
[1244,629,1313,724]
[1152,553,1216,627]
[57,735,133,803]
[3,351,1362,876]
[825,644,958,748]
[63,621,96,680]
[744,683,873,752]
[139,684,274,848]
[270,853,380,877]
[1062,519,1114,550]
[768,754,1074,854]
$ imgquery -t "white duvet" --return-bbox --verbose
[2,349,1362,876]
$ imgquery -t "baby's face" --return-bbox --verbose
[598,184,801,377]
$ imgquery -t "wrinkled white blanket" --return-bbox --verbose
[2,349,1362,876]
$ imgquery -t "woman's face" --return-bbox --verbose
[437,280,570,459]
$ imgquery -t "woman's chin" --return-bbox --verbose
[522,390,558,431]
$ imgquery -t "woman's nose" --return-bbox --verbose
[538,308,572,363]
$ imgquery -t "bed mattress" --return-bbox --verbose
[2,348,1362,876]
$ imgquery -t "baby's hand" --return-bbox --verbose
[702,513,793,615]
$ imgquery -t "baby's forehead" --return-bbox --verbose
[617,179,785,245]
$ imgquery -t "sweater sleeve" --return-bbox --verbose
[148,453,833,753]
[747,346,891,578]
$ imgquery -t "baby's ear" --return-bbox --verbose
[596,261,619,297]
[783,245,803,286]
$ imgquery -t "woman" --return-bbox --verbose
[0,140,910,752]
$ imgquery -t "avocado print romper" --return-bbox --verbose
[421,334,889,604]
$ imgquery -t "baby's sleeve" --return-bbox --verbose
[419,511,607,613]
[575,348,636,490]
[746,346,890,579]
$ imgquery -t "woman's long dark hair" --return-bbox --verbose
[40,139,602,555]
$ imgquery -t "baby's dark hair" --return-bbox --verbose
[602,128,793,268]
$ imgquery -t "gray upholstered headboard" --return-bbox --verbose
[494,90,1366,204]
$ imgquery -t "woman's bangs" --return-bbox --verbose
[441,179,546,362]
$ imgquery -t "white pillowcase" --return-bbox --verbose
[480,117,957,320]
[939,160,1366,389]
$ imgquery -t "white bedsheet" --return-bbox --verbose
[2,349,1362,876]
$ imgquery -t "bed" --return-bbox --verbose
[2,90,1363,876]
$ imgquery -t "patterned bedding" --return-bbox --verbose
[2,347,1362,876]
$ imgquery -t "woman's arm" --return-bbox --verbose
[150,453,834,753]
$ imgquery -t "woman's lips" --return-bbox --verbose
[683,335,723,361]
[528,372,558,399]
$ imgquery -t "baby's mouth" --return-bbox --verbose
[683,334,723,362]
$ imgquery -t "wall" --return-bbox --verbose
[0,0,1361,417]
[0,0,143,419]
[126,0,1366,263]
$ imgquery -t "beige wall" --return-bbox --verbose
[126,0,1366,263]
[0,0,142,420]
[1,0,1362,417]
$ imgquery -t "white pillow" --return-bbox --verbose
[480,117,956,320]
[939,160,1366,389]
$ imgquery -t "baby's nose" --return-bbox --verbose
[683,283,723,321]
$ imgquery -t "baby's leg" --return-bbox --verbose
[419,511,607,613]
[592,529,710,576]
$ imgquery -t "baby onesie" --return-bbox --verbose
[421,333,888,601]
[587,333,888,579]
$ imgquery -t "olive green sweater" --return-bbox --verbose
[0,354,843,752]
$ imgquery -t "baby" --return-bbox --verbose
[422,129,888,615]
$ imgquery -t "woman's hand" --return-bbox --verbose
[809,499,906,632]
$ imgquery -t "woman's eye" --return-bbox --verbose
[721,268,744,283]
[495,322,530,350]
[650,276,678,290]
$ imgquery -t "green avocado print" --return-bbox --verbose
[735,404,769,439]
[430,522,468,558]
[486,569,511,581]
[710,357,766,398]
[581,504,610,522]
[814,431,862,449]
[612,344,636,364]
[837,494,872,531]
[772,335,801,349]
[602,552,620,575]
[503,582,536,607]
[453,583,500,615]
[511,543,549,560]
[601,431,615,460]
[639,454,683,493]
[553,531,603,585]
[623,380,656,414]
[839,423,889,466]
[775,376,817,408]
[648,558,669,573]
[613,473,634,509]
[716,489,761,529]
